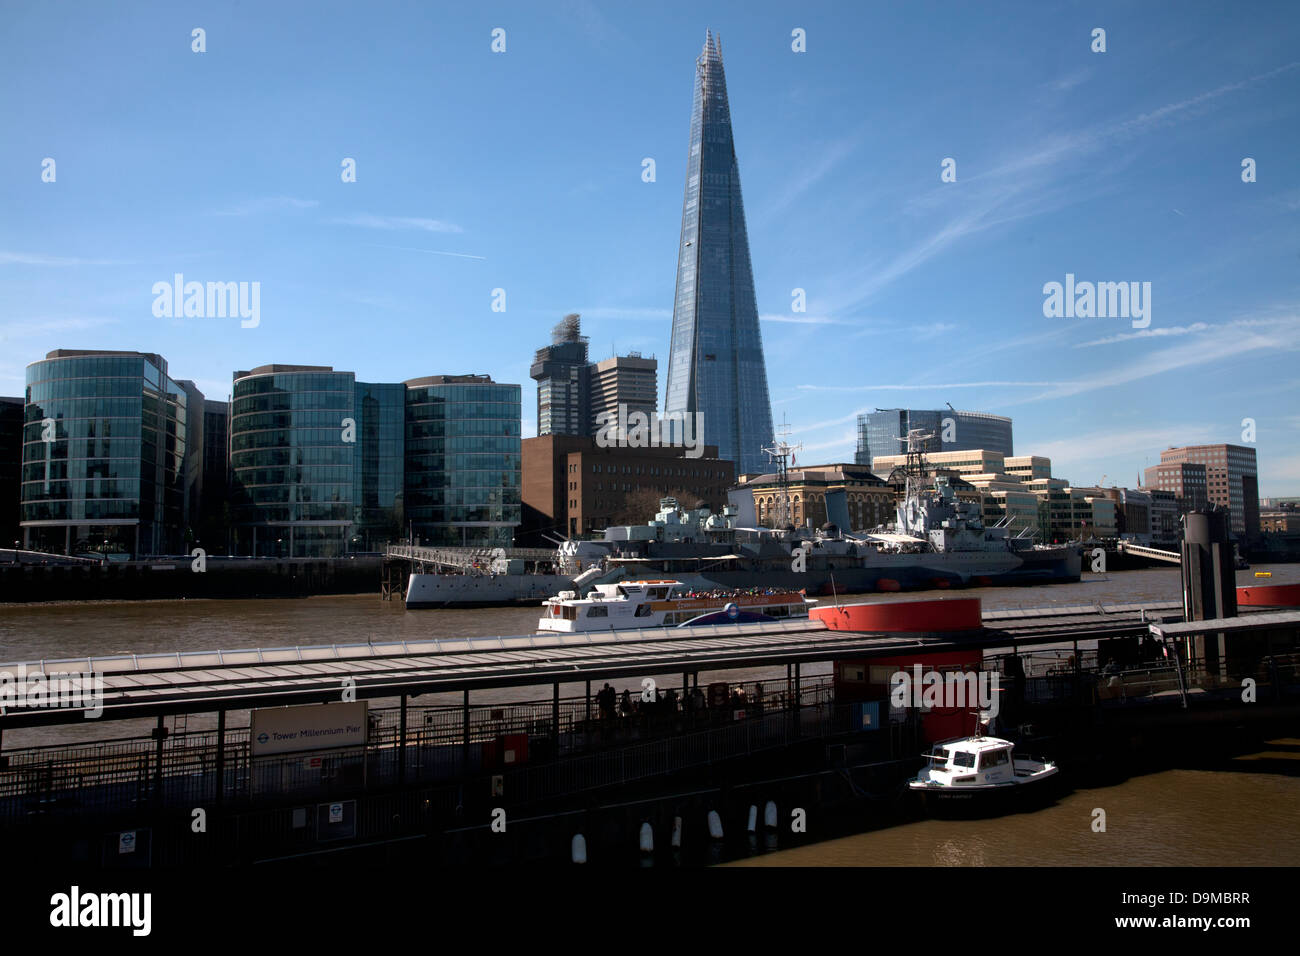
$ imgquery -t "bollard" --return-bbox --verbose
[747,805,758,833]
[671,816,683,848]
[764,801,778,829]
[639,822,654,854]
[572,834,587,865]
[707,810,724,840]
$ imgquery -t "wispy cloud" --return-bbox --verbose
[1075,323,1210,348]
[1047,68,1091,92]
[798,381,1067,392]
[0,252,130,266]
[760,313,853,326]
[1005,312,1300,405]
[576,307,671,321]
[820,61,1300,317]
[366,243,485,261]
[0,316,120,343]
[214,196,319,217]
[333,214,463,234]
[759,135,858,220]
[1026,424,1220,468]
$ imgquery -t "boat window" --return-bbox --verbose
[635,604,654,617]
[952,751,976,769]
[563,606,577,620]
[649,588,667,599]
[979,749,1010,769]
[587,606,608,618]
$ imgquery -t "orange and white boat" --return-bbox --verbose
[537,579,814,633]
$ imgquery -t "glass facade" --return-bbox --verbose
[353,382,406,549]
[230,368,356,557]
[230,368,521,555]
[404,379,521,547]
[663,33,774,477]
[856,409,1013,467]
[20,351,195,557]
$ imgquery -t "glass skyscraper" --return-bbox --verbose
[230,367,519,555]
[855,409,1014,467]
[404,376,521,547]
[664,32,774,477]
[20,349,198,557]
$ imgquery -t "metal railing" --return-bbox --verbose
[0,676,836,824]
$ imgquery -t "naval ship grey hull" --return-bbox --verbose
[606,541,1081,596]
[405,572,576,609]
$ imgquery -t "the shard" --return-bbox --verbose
[664,31,774,477]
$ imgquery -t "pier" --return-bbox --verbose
[2,590,1298,867]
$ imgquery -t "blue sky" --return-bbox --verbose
[2,0,1298,493]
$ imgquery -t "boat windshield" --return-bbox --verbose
[952,751,977,769]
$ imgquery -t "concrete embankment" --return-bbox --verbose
[0,556,382,602]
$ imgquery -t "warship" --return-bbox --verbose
[404,429,1080,608]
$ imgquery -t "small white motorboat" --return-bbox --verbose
[908,734,1059,810]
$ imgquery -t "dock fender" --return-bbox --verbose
[571,833,587,864]
[707,810,724,840]
[639,822,654,854]
[764,801,778,829]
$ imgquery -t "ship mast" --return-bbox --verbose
[762,419,802,529]
[902,428,935,503]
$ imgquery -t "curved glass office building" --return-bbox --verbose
[855,408,1014,467]
[230,365,359,557]
[230,367,519,555]
[20,349,198,557]
[405,376,521,547]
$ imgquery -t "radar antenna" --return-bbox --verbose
[762,418,802,530]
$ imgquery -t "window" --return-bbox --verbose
[979,749,1010,770]
[587,606,608,618]
[952,751,976,769]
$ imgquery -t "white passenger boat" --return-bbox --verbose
[537,579,814,633]
[908,734,1059,809]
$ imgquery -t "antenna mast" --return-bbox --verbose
[762,418,802,529]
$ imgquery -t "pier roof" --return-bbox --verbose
[0,601,1222,730]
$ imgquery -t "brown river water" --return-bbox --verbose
[3,565,1298,866]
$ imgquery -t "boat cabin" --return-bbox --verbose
[922,736,1017,786]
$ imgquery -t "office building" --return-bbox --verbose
[20,349,199,557]
[404,375,521,548]
[530,314,590,437]
[589,353,657,435]
[230,366,520,556]
[1145,444,1258,540]
[855,408,1014,466]
[521,435,732,539]
[0,396,24,547]
[663,32,775,476]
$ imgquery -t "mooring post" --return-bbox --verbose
[214,709,226,807]
[553,682,561,758]
[461,689,470,775]
[398,693,408,784]
[153,714,166,805]
[585,679,591,726]
[793,663,801,730]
